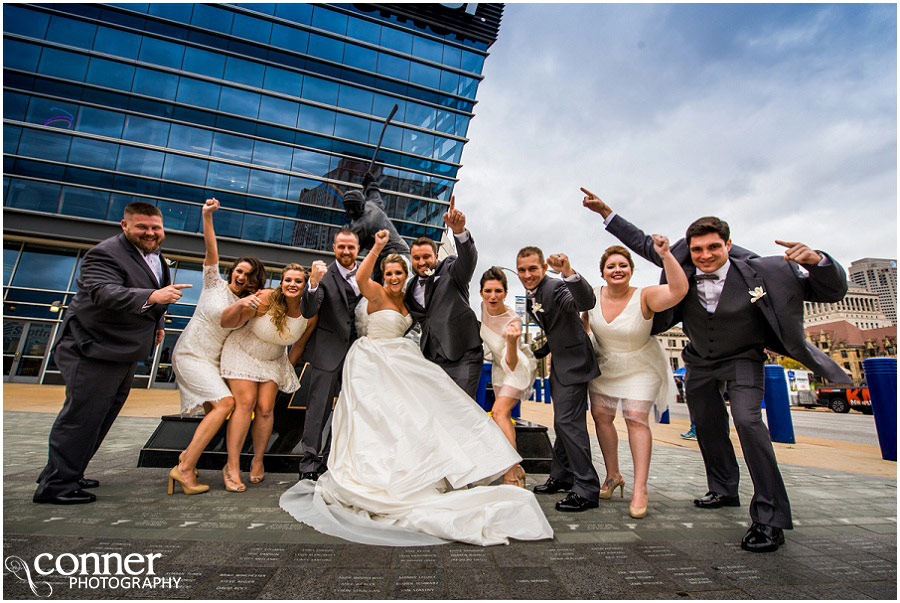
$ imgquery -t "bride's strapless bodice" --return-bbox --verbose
[366,309,413,340]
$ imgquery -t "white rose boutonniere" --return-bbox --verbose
[423,268,435,277]
[531,302,544,314]
[164,257,175,267]
[749,286,767,303]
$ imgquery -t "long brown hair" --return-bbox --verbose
[267,263,307,335]
[225,256,266,297]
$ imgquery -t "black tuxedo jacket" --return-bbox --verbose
[606,214,851,383]
[404,232,481,362]
[59,233,170,363]
[528,274,600,386]
[301,261,360,373]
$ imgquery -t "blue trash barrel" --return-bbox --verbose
[543,377,552,404]
[533,378,542,403]
[763,365,795,444]
[659,409,670,424]
[862,358,896,462]
[475,362,493,412]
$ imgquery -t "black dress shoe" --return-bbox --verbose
[741,522,785,553]
[78,478,99,489]
[693,491,740,508]
[33,489,96,505]
[299,472,319,482]
[533,477,574,494]
[555,492,599,512]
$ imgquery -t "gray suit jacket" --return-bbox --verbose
[301,262,359,373]
[606,214,851,383]
[404,232,481,362]
[59,233,170,363]
[529,274,600,386]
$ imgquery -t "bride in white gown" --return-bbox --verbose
[280,230,553,546]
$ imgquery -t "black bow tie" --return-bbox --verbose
[695,273,719,281]
[525,289,537,299]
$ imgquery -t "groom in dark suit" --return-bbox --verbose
[298,228,362,480]
[517,247,602,512]
[404,196,483,399]
[34,202,185,504]
[583,189,850,551]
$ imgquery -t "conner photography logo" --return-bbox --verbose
[4,552,181,597]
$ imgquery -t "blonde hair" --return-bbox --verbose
[268,263,307,335]
[380,253,408,282]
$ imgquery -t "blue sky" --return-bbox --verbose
[454,3,897,303]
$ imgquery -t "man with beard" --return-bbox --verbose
[34,203,188,504]
[297,228,362,481]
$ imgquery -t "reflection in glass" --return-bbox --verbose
[10,245,77,291]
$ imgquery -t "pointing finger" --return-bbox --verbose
[449,195,455,212]
[580,187,597,199]
[774,240,799,248]
[173,284,193,289]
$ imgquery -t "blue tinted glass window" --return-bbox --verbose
[75,107,125,138]
[337,85,374,114]
[343,44,378,73]
[93,26,141,59]
[3,243,20,286]
[405,102,436,130]
[68,138,118,170]
[218,87,260,119]
[291,149,331,178]
[37,48,89,82]
[412,36,443,63]
[287,176,318,201]
[403,129,434,158]
[9,245,76,289]
[258,96,299,128]
[107,193,140,220]
[182,47,225,79]
[59,186,109,219]
[238,3,275,15]
[439,70,459,95]
[86,58,135,92]
[269,23,307,54]
[274,4,312,25]
[436,110,457,135]
[297,106,335,136]
[117,146,165,177]
[302,77,339,106]
[176,77,221,110]
[224,57,265,88]
[247,169,290,199]
[113,173,159,197]
[347,17,380,45]
[453,115,469,138]
[138,37,185,69]
[3,5,50,39]
[460,50,485,74]
[46,15,97,49]
[168,124,212,154]
[308,34,344,64]
[458,76,478,99]
[163,154,208,186]
[242,214,284,244]
[4,126,22,155]
[263,66,303,97]
[6,180,60,213]
[157,201,201,235]
[410,62,441,90]
[191,4,233,32]
[371,119,402,150]
[25,97,78,130]
[212,132,252,163]
[18,129,72,162]
[380,27,412,54]
[311,6,348,35]
[442,44,461,69]
[148,3,193,22]
[4,92,29,122]
[436,137,462,163]
[123,115,170,146]
[206,161,249,193]
[231,13,271,44]
[4,39,42,72]
[373,95,404,121]
[252,141,292,169]
[376,53,409,80]
[334,114,370,142]
[133,68,179,99]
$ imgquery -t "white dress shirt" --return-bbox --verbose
[696,260,730,313]
[309,261,360,296]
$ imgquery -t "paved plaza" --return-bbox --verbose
[3,404,897,599]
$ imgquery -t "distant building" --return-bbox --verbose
[805,321,897,383]
[655,327,688,371]
[849,258,897,325]
[803,285,892,330]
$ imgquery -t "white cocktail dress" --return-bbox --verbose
[219,312,308,393]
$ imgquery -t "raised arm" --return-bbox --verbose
[201,198,219,267]
[221,289,266,328]
[444,196,478,287]
[582,187,663,267]
[302,260,328,318]
[503,319,522,372]
[547,253,596,312]
[775,241,848,303]
[642,235,689,315]
[356,229,389,302]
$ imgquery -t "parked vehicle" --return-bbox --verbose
[815,381,872,414]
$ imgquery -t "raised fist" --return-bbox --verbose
[374,229,390,247]
[652,234,670,258]
[309,260,327,287]
[202,198,219,216]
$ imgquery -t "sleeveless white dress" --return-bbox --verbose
[479,303,536,400]
[279,309,554,547]
[172,264,239,413]
[219,311,308,393]
[587,287,675,422]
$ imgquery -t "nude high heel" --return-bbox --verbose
[599,476,625,500]
[167,467,209,495]
[222,468,246,493]
[178,452,199,477]
[629,500,649,519]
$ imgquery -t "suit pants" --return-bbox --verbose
[685,359,793,529]
[433,346,483,401]
[35,336,137,498]
[297,364,343,473]
[548,373,601,501]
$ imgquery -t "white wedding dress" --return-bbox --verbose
[280,309,554,546]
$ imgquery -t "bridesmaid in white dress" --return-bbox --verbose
[479,266,536,488]
[219,264,317,492]
[169,198,267,495]
[583,238,688,519]
[279,231,553,546]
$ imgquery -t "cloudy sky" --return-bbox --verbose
[452,3,897,306]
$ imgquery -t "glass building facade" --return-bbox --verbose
[3,2,503,386]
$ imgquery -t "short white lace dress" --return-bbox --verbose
[172,264,239,414]
[219,312,308,393]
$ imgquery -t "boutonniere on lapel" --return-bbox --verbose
[749,286,767,303]
[531,302,544,314]
[423,268,435,277]
[164,257,175,267]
